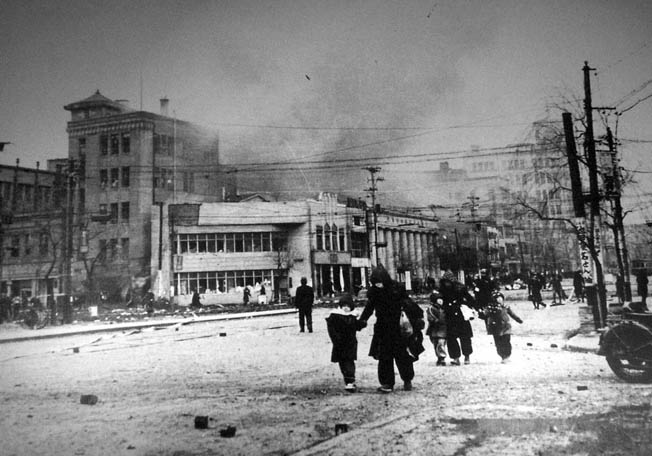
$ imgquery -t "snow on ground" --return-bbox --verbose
[1,301,651,455]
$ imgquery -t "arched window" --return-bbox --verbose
[324,223,331,250]
[316,225,323,250]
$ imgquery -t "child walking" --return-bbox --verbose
[426,291,447,366]
[325,294,365,392]
[481,292,523,363]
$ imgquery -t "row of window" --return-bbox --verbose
[175,232,279,254]
[99,167,130,188]
[0,182,61,213]
[315,224,347,251]
[98,202,130,223]
[5,233,49,258]
[98,238,130,263]
[175,270,273,295]
[153,168,195,193]
[99,133,130,155]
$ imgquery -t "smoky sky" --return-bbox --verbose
[2,0,652,209]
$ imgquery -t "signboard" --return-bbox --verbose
[575,218,592,283]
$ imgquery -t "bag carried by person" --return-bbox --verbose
[460,303,475,321]
[399,310,413,337]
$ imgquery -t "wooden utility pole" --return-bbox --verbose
[606,127,632,301]
[582,61,607,327]
[364,167,384,267]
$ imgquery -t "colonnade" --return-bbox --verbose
[375,228,440,283]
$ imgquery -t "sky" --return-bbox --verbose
[1,0,652,219]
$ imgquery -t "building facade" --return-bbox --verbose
[0,160,67,302]
[64,91,237,301]
[152,193,440,305]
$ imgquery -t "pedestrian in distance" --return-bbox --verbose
[551,273,567,305]
[243,286,251,305]
[295,277,314,333]
[190,289,202,310]
[480,292,523,363]
[528,272,546,310]
[572,270,585,303]
[325,294,366,393]
[358,265,416,393]
[636,269,649,309]
[439,270,477,366]
[426,290,447,366]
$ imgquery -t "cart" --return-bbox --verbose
[598,311,652,383]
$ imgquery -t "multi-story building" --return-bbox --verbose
[0,160,67,301]
[63,91,237,301]
[151,193,440,305]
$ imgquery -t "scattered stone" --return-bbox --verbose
[577,385,588,391]
[80,394,98,405]
[550,344,558,348]
[219,332,227,337]
[219,425,237,437]
[558,390,565,394]
[527,342,533,346]
[335,423,349,435]
[194,416,209,429]
[550,425,559,433]
[72,347,80,353]
[127,445,135,450]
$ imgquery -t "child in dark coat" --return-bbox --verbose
[426,291,447,365]
[325,294,365,392]
[480,292,523,363]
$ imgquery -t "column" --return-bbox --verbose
[386,229,396,279]
[408,232,416,274]
[378,229,387,268]
[415,233,424,279]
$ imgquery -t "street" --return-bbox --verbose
[1,301,651,456]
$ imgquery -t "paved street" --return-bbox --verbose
[1,300,651,456]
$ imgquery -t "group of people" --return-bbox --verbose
[319,266,523,394]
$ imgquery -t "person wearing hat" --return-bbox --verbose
[439,270,477,365]
[325,294,365,392]
[358,266,415,393]
[479,291,523,363]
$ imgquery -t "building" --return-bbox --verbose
[63,91,237,302]
[152,193,440,305]
[0,160,67,302]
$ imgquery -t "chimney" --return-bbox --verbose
[160,98,169,116]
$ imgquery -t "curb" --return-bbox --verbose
[0,308,298,344]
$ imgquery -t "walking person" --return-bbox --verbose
[325,294,365,392]
[637,269,649,309]
[572,270,585,303]
[358,266,415,393]
[480,292,523,363]
[528,272,545,309]
[243,286,251,305]
[439,271,476,366]
[426,290,447,365]
[551,273,567,305]
[295,277,314,333]
[473,268,499,311]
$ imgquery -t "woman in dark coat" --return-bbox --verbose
[439,271,476,365]
[359,266,415,393]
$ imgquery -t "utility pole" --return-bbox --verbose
[62,158,77,324]
[583,61,607,327]
[606,127,632,301]
[364,167,384,267]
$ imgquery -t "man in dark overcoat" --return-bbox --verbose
[295,277,314,332]
[440,271,476,365]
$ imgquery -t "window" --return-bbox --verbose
[121,133,130,154]
[10,236,19,257]
[110,203,118,224]
[110,168,119,188]
[316,225,323,250]
[109,238,118,261]
[100,134,108,155]
[99,239,107,263]
[324,224,331,250]
[121,167,130,187]
[121,238,129,259]
[100,169,108,188]
[110,134,119,155]
[339,227,346,251]
[39,232,49,256]
[24,234,31,256]
[121,202,130,222]
[78,137,86,156]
